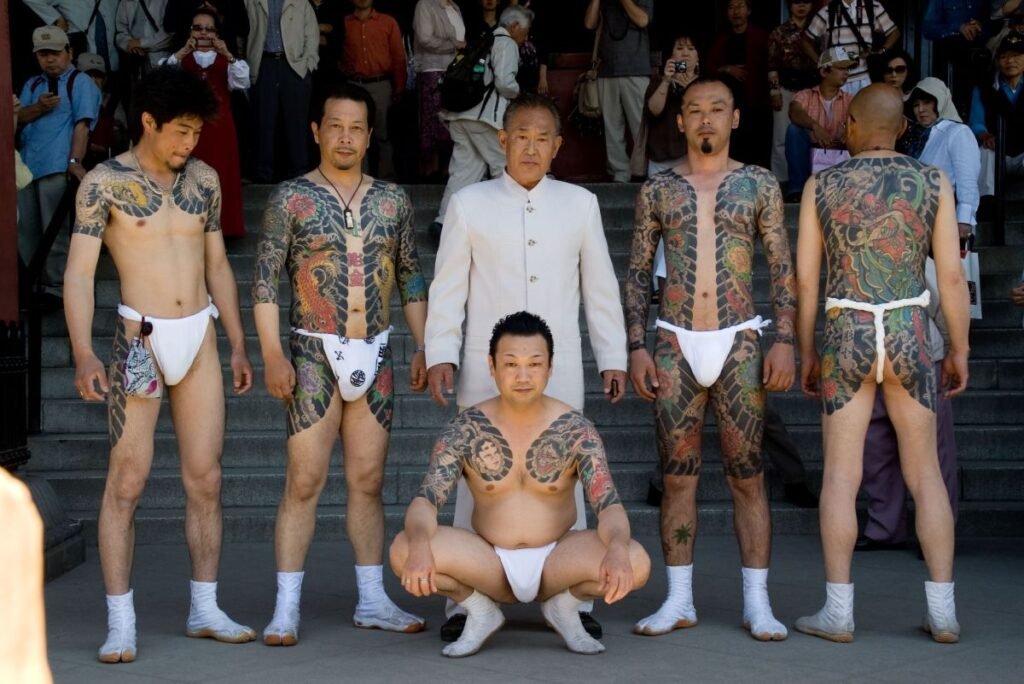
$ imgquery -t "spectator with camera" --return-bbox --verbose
[16,26,102,311]
[642,32,699,176]
[802,0,901,95]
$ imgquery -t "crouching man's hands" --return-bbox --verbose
[402,541,439,597]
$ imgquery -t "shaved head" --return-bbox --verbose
[849,85,905,135]
[846,84,908,154]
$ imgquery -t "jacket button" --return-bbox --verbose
[528,239,536,246]
[529,275,538,283]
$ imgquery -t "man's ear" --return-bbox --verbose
[498,128,509,149]
[487,354,496,379]
[732,107,740,130]
[552,135,563,159]
[311,120,319,145]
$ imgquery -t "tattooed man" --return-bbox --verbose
[626,76,797,642]
[65,67,256,663]
[425,93,627,641]
[391,312,650,658]
[253,82,428,644]
[795,85,970,644]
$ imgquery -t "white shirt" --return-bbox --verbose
[443,1,465,43]
[919,118,981,226]
[426,172,627,409]
[162,52,251,91]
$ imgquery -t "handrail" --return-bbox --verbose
[20,178,78,434]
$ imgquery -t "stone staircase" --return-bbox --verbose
[24,183,1024,543]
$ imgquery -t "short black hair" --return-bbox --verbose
[488,311,554,361]
[503,92,562,135]
[190,6,224,38]
[684,73,744,111]
[867,48,915,92]
[130,66,218,144]
[314,81,376,128]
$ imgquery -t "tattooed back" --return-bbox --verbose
[417,399,622,549]
[73,155,223,318]
[816,156,940,303]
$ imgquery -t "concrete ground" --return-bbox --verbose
[44,535,1023,684]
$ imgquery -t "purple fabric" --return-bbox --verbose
[861,363,959,543]
[417,71,451,155]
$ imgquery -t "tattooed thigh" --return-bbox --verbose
[287,333,339,437]
[709,331,765,480]
[820,310,875,415]
[654,328,709,478]
[884,308,937,413]
[365,345,395,432]
[106,317,162,450]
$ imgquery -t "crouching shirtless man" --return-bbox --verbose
[390,312,650,658]
[65,67,256,663]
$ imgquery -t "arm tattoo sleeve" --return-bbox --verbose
[396,190,428,305]
[202,165,223,234]
[624,181,662,348]
[573,419,622,516]
[416,419,467,508]
[757,174,797,344]
[72,166,115,239]
[252,184,293,305]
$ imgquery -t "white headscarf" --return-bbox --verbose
[910,77,962,123]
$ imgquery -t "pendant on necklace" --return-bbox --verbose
[344,208,356,231]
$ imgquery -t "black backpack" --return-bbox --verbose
[439,30,510,115]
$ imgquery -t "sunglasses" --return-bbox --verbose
[884,65,908,75]
[191,24,216,33]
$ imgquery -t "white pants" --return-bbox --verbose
[436,119,506,223]
[978,148,1024,197]
[771,88,797,184]
[598,76,649,182]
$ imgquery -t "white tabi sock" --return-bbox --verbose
[442,591,506,658]
[263,571,303,646]
[923,581,960,643]
[741,567,787,640]
[98,590,137,663]
[633,564,698,636]
[186,580,256,643]
[541,590,605,655]
[352,564,424,633]
[795,582,855,643]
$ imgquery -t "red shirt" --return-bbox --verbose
[341,10,407,94]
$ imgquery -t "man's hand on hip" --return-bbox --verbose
[428,363,456,407]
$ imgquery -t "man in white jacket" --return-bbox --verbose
[425,92,628,641]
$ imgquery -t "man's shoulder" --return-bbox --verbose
[80,157,137,186]
[184,157,220,188]
[544,178,597,204]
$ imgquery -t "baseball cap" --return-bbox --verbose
[33,26,69,52]
[819,46,857,69]
[996,31,1024,57]
[77,53,106,74]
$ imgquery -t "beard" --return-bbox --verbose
[700,138,713,154]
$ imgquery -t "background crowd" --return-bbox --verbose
[10,0,1024,304]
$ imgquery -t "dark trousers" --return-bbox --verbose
[763,404,807,484]
[861,364,959,543]
[251,57,312,182]
[785,124,811,197]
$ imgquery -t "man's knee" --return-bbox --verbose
[182,464,222,503]
[630,541,651,589]
[662,473,699,498]
[104,469,147,510]
[388,532,408,575]
[285,461,329,503]
[345,464,384,499]
[726,472,766,501]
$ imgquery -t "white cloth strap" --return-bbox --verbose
[824,291,931,383]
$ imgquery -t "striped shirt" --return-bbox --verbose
[805,1,897,80]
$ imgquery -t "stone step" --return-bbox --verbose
[39,460,1024,513]
[25,424,1024,471]
[62,499,1024,545]
[37,355,1024,401]
[37,390,1024,435]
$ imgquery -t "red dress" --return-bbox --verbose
[182,52,245,237]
